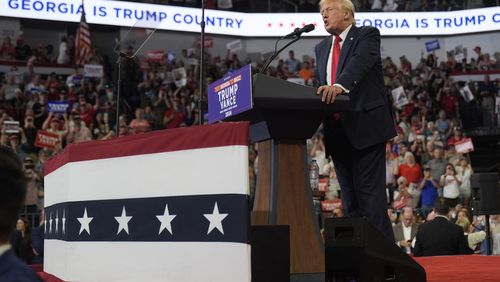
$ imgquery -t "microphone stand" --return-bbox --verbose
[260,35,301,74]
[198,0,206,125]
[113,28,157,135]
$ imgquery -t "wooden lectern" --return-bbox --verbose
[232,74,349,275]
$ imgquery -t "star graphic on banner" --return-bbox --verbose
[290,22,295,27]
[55,210,59,234]
[267,22,272,27]
[48,213,53,234]
[77,208,93,235]
[62,210,66,235]
[156,204,176,235]
[115,206,133,235]
[204,202,228,235]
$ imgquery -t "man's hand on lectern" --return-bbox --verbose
[317,85,343,104]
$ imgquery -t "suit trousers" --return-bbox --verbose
[330,122,394,241]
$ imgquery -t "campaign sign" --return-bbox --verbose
[425,40,440,52]
[3,120,20,133]
[84,64,104,78]
[207,64,252,124]
[455,138,474,154]
[147,50,165,62]
[48,101,70,114]
[35,130,60,149]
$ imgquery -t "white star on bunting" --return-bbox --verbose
[156,204,177,235]
[77,208,93,235]
[48,213,53,234]
[115,206,133,235]
[55,210,59,234]
[204,202,228,235]
[62,210,66,234]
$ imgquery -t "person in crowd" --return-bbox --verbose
[0,147,41,281]
[129,108,151,134]
[414,197,472,257]
[309,133,328,175]
[0,75,19,102]
[0,37,16,60]
[66,115,92,144]
[315,0,396,240]
[455,157,473,207]
[42,112,69,142]
[23,157,42,215]
[395,151,423,186]
[6,133,29,162]
[435,110,450,137]
[427,147,447,195]
[285,50,300,74]
[440,163,461,207]
[332,207,344,218]
[385,144,398,206]
[31,209,44,264]
[163,97,185,129]
[446,127,464,147]
[387,207,398,226]
[11,217,35,264]
[393,175,421,210]
[455,216,486,252]
[419,166,439,217]
[393,207,419,254]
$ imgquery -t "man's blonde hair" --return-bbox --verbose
[319,0,356,19]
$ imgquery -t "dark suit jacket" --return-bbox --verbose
[0,248,42,282]
[393,222,419,243]
[413,216,472,257]
[315,25,396,153]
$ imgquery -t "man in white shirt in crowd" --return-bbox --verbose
[393,207,419,254]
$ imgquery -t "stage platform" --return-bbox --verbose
[34,255,500,281]
[415,255,500,282]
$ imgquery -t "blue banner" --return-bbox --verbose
[44,194,249,243]
[208,64,252,124]
[425,40,440,52]
[48,101,70,114]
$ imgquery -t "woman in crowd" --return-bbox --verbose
[395,151,423,186]
[440,163,462,207]
[11,217,35,264]
[455,157,473,207]
[129,108,151,134]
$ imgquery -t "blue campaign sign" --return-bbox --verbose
[207,64,252,124]
[48,101,70,114]
[425,40,440,52]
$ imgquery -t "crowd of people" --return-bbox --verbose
[309,48,500,255]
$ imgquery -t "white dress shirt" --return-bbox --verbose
[326,24,352,93]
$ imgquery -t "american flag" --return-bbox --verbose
[75,10,91,66]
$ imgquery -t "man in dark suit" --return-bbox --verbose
[413,197,472,257]
[315,0,396,239]
[0,147,41,281]
[393,207,419,254]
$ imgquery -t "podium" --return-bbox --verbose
[231,74,349,275]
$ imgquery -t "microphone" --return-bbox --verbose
[283,24,315,39]
[259,24,314,73]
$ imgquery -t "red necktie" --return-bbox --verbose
[330,35,342,83]
[331,35,342,121]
